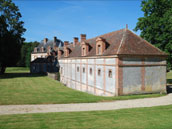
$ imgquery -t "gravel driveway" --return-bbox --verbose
[0,94,172,115]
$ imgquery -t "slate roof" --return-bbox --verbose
[32,38,64,53]
[59,28,167,58]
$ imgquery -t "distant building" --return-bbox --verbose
[58,28,167,96]
[31,37,63,61]
[30,37,63,73]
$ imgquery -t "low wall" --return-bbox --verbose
[47,72,60,80]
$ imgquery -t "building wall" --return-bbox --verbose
[122,57,166,95]
[31,53,47,61]
[59,56,166,96]
[59,57,117,96]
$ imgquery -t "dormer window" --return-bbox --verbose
[64,49,69,57]
[96,37,106,55]
[81,41,90,56]
[64,47,70,57]
[98,45,101,54]
[47,46,51,53]
[58,49,63,59]
[82,47,86,56]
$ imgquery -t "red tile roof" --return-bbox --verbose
[59,28,167,58]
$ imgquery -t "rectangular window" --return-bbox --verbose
[108,69,112,78]
[77,67,79,72]
[90,68,92,75]
[98,69,101,76]
[83,67,85,73]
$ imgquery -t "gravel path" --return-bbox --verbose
[0,94,172,115]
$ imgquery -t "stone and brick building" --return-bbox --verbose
[30,37,63,73]
[58,28,167,96]
[31,37,63,61]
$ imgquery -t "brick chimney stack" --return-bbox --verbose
[44,38,48,45]
[73,37,79,47]
[80,34,86,42]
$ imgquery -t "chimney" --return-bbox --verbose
[126,24,128,29]
[73,37,79,47]
[54,36,57,43]
[44,38,48,44]
[64,41,69,46]
[80,34,86,42]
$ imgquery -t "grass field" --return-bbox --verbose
[0,67,168,105]
[0,105,172,129]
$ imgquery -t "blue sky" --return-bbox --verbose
[13,0,143,42]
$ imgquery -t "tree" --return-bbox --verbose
[0,0,26,74]
[17,41,39,67]
[134,0,172,70]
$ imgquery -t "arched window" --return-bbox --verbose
[81,42,89,56]
[98,69,101,76]
[96,37,106,55]
[82,48,86,56]
[83,67,85,73]
[108,69,112,78]
[98,45,101,54]
[77,67,79,72]
[64,47,70,57]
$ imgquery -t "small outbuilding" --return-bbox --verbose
[58,28,167,96]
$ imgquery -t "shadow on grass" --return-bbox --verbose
[0,73,46,79]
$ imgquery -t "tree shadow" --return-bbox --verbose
[0,72,46,79]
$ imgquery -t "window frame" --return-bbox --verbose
[83,67,85,73]
[108,69,112,78]
[98,69,101,76]
[98,44,101,55]
[90,68,92,75]
[77,66,79,72]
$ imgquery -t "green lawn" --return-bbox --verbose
[0,105,172,129]
[0,67,167,105]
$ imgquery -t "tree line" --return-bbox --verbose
[134,0,172,71]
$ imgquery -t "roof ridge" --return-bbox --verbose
[127,29,166,55]
[117,29,127,54]
[85,28,125,43]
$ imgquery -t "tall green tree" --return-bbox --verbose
[17,41,39,67]
[134,0,172,70]
[0,0,26,74]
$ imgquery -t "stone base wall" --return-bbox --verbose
[47,72,58,80]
